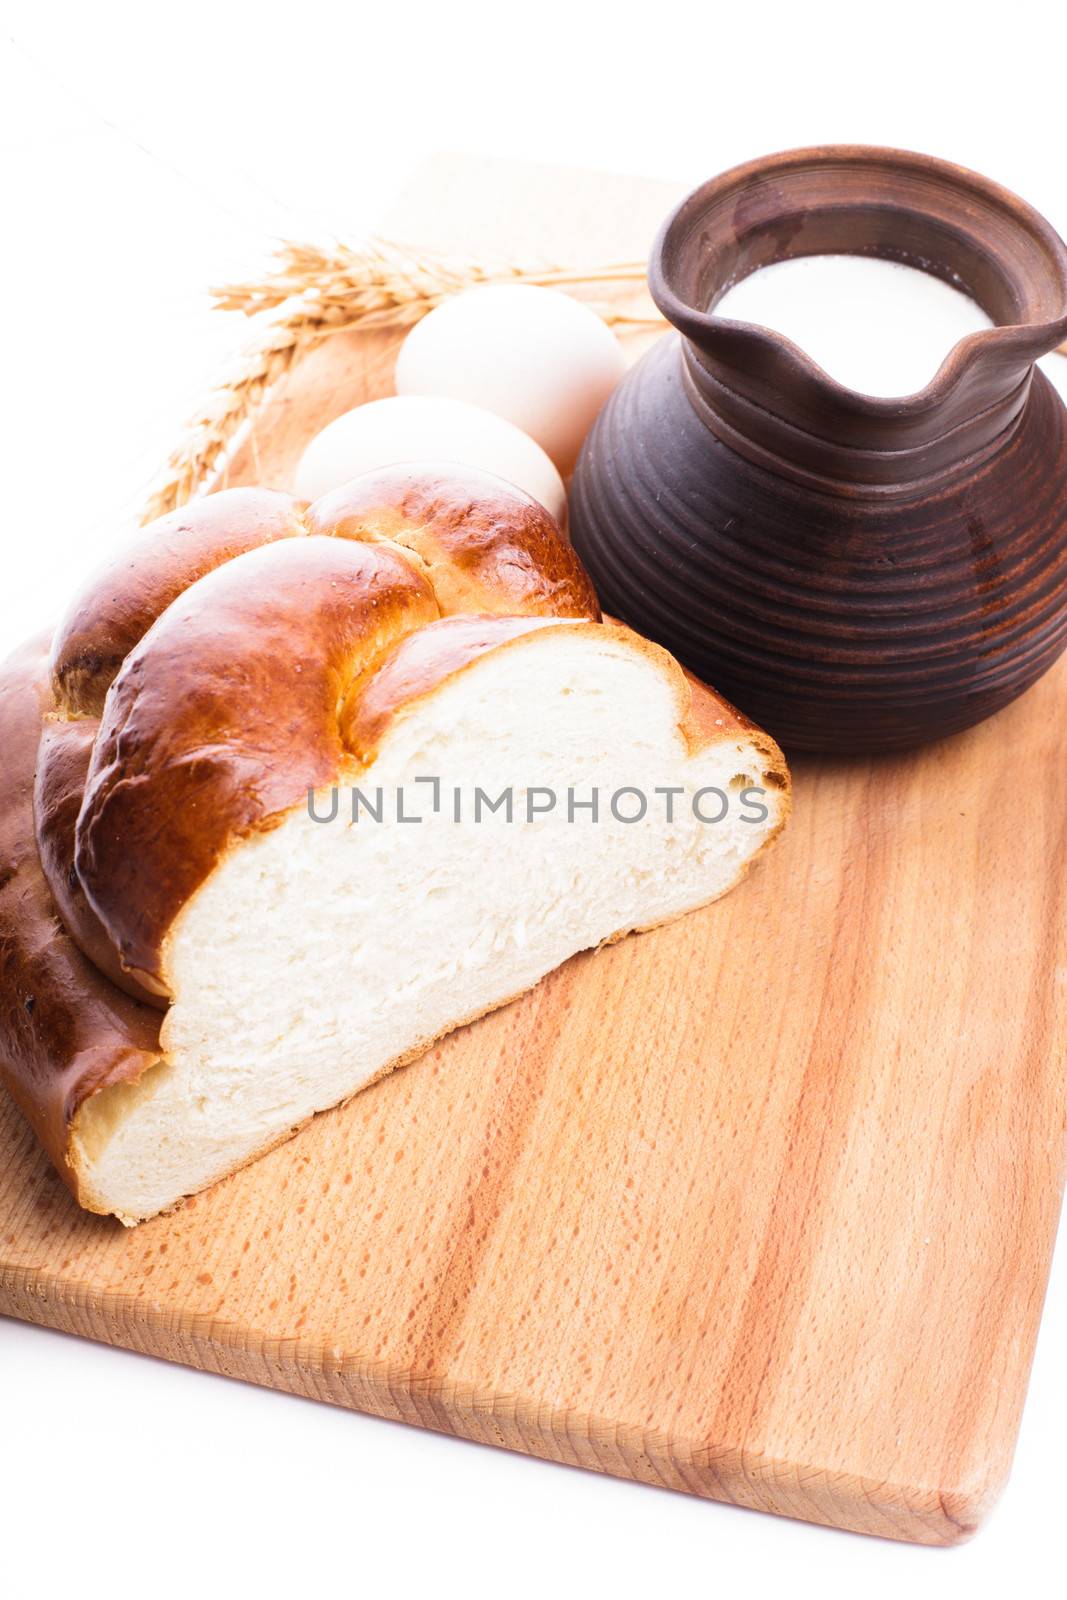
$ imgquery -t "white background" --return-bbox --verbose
[1,4,1065,1595]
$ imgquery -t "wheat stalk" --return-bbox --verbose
[142,238,659,524]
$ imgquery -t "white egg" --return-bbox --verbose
[293,394,566,522]
[394,284,626,472]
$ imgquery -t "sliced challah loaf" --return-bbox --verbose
[0,466,789,1221]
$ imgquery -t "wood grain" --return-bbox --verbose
[2,157,1065,1547]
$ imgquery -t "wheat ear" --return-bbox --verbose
[142,238,658,524]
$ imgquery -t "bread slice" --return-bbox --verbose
[1,469,788,1222]
[69,615,784,1221]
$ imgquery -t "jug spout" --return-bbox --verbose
[649,146,1067,489]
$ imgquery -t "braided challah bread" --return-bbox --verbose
[0,465,789,1222]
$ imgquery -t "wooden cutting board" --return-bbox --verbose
[2,156,1065,1548]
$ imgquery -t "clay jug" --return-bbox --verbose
[570,146,1067,752]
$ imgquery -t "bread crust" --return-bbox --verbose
[49,470,595,732]
[51,488,307,718]
[35,714,163,1006]
[305,463,600,620]
[0,638,162,1203]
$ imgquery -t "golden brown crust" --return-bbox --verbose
[50,489,307,717]
[76,537,440,994]
[51,471,591,729]
[677,665,792,794]
[34,715,164,1007]
[306,463,600,621]
[0,637,162,1203]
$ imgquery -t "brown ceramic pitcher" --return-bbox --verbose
[570,146,1067,753]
